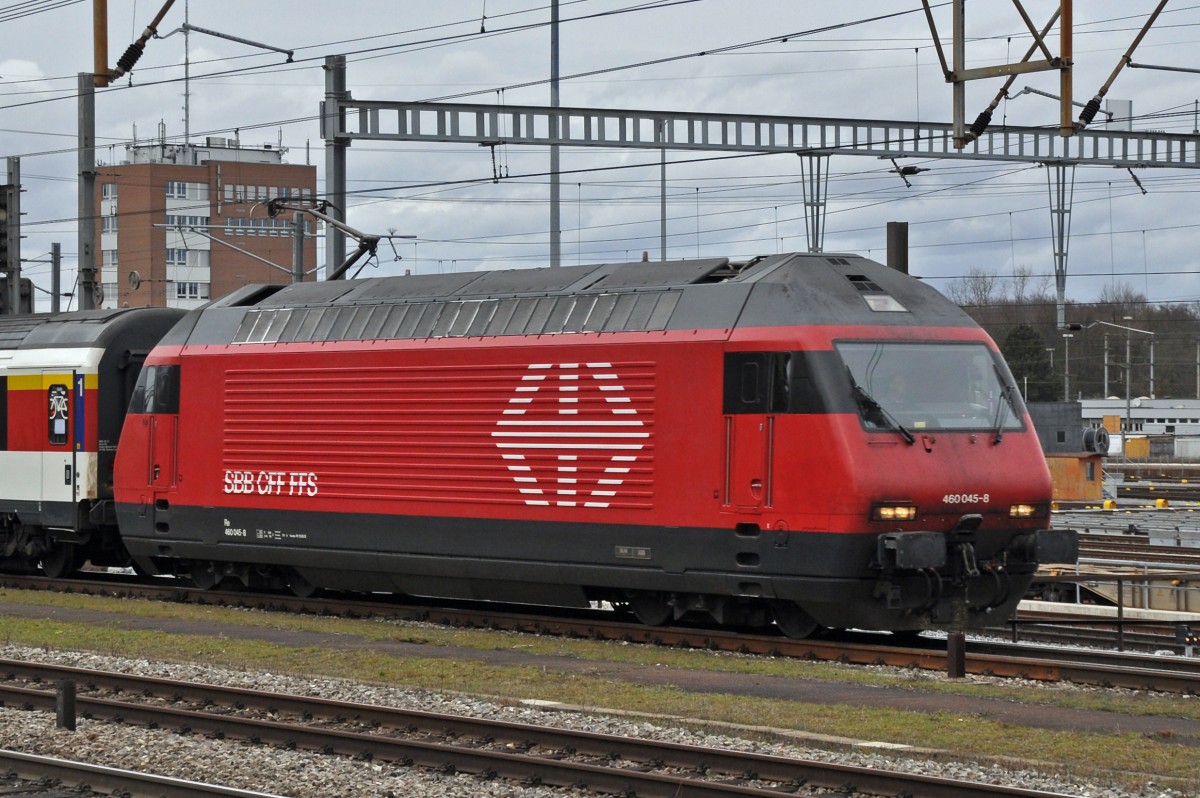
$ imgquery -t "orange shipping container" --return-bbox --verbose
[1045,454,1104,502]
[1124,436,1150,459]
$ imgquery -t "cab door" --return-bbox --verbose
[726,414,771,511]
[723,353,784,512]
[118,364,180,529]
[149,414,178,494]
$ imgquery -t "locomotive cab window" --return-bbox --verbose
[836,341,1023,433]
[129,365,181,414]
[723,352,832,415]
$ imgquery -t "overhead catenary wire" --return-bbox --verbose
[6,2,1200,309]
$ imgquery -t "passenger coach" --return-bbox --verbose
[0,309,184,575]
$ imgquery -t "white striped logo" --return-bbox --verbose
[494,362,646,508]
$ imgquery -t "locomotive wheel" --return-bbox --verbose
[769,600,820,639]
[39,543,77,579]
[287,569,317,598]
[189,561,221,590]
[628,592,673,626]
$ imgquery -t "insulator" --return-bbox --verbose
[969,109,992,138]
[116,42,145,74]
[1078,97,1102,127]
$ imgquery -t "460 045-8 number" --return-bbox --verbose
[942,493,989,504]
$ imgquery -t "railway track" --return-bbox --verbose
[2,574,1198,694]
[1079,536,1200,564]
[0,748,284,797]
[0,659,1081,798]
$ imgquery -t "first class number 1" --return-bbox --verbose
[224,470,318,496]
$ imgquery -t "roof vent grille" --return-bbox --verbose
[846,274,907,312]
[847,274,884,293]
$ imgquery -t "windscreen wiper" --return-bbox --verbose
[991,365,1018,444]
[847,368,915,445]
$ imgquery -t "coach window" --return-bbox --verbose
[48,384,70,445]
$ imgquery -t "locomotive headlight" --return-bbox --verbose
[871,503,917,522]
[1009,503,1048,519]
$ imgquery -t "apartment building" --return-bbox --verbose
[96,137,318,309]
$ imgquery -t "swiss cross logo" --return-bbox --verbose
[493,362,647,508]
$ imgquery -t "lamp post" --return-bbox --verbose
[1062,333,1074,401]
[1103,335,1109,396]
[1068,318,1154,459]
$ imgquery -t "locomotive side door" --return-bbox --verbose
[722,353,781,512]
[149,414,178,494]
[124,365,180,522]
[725,414,770,511]
[144,365,180,499]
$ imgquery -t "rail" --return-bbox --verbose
[0,663,1082,798]
[1026,568,1200,652]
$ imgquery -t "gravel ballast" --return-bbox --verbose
[0,645,1189,798]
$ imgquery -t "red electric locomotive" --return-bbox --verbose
[112,253,1076,635]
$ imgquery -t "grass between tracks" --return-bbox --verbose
[0,589,1197,788]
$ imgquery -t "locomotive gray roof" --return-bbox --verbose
[181,253,977,347]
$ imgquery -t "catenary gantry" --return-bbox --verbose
[319,57,1200,327]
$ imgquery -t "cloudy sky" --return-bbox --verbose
[2,1,1198,310]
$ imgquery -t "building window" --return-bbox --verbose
[102,214,118,233]
[166,214,208,228]
[101,183,118,199]
[1056,430,1066,443]
[102,250,118,270]
[166,248,188,266]
[166,180,187,198]
[173,282,210,300]
[1086,461,1096,481]
[224,185,233,201]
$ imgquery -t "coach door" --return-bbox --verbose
[723,353,782,512]
[42,372,77,506]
